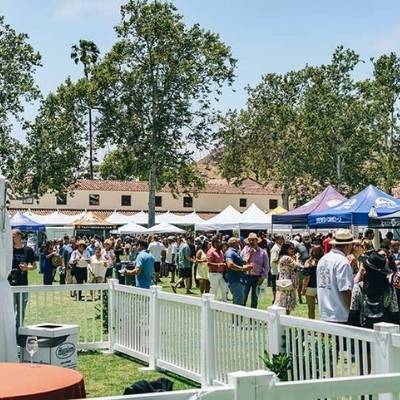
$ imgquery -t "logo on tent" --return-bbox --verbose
[374,197,398,209]
[335,199,356,210]
[326,199,343,208]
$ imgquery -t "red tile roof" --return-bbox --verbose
[9,208,217,220]
[74,178,281,195]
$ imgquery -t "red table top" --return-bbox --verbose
[0,363,86,400]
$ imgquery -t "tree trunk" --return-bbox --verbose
[88,107,93,180]
[148,164,157,227]
[282,186,290,210]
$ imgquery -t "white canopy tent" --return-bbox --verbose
[145,223,185,234]
[155,211,182,225]
[174,211,206,226]
[238,203,271,230]
[0,176,17,361]
[118,222,148,234]
[23,210,45,223]
[195,205,241,231]
[39,211,79,226]
[106,210,134,225]
[131,211,149,225]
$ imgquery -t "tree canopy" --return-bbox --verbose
[217,46,400,207]
[92,0,236,224]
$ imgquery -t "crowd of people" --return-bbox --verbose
[9,226,400,330]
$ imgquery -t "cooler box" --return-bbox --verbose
[18,323,79,369]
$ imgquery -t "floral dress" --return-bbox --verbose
[274,255,298,312]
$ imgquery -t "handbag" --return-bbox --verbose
[276,279,293,291]
[51,254,63,268]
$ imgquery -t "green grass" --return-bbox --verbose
[29,268,316,318]
[78,351,198,398]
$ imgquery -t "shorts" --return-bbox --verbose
[167,263,176,272]
[297,269,304,284]
[154,262,161,273]
[178,268,192,279]
[305,287,317,297]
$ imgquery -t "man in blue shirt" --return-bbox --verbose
[127,240,154,289]
[225,237,253,306]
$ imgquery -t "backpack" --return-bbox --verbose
[361,287,385,329]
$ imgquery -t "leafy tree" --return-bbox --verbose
[99,148,140,181]
[363,53,400,193]
[218,47,378,207]
[92,0,236,225]
[0,15,41,181]
[15,79,87,199]
[218,69,309,208]
[71,40,100,179]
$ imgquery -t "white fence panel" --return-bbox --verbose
[280,314,384,382]
[112,284,151,362]
[157,291,202,383]
[11,284,109,349]
[210,301,272,384]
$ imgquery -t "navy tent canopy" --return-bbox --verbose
[10,212,45,231]
[272,185,346,226]
[308,185,400,228]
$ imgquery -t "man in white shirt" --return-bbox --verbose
[148,236,163,283]
[165,236,177,284]
[270,234,284,303]
[317,229,354,323]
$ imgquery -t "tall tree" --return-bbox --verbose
[92,0,236,225]
[364,53,400,193]
[15,79,87,199]
[71,39,100,179]
[0,15,41,182]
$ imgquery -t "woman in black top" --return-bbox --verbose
[302,245,324,319]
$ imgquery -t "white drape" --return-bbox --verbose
[0,177,17,362]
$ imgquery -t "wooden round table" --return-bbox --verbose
[0,363,86,399]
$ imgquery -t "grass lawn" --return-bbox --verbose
[29,268,317,319]
[78,351,198,398]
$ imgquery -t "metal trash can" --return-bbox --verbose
[18,323,79,369]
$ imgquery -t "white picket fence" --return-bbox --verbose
[94,371,400,400]
[11,280,400,399]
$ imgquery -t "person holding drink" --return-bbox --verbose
[240,233,270,309]
[225,237,253,306]
[69,240,90,300]
[9,229,37,330]
[89,245,108,283]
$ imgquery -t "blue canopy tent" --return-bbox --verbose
[9,212,45,231]
[308,185,400,228]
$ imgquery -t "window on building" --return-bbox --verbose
[121,195,131,207]
[56,194,67,205]
[239,198,247,208]
[155,196,162,207]
[269,199,278,210]
[22,197,33,205]
[89,194,100,206]
[183,196,193,208]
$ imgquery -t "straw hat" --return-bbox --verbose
[244,232,261,244]
[330,229,354,245]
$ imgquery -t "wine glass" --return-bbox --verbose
[26,336,38,367]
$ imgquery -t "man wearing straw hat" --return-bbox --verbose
[317,229,354,323]
[241,233,269,308]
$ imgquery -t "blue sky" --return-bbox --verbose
[3,0,400,146]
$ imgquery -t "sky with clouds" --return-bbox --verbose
[2,0,400,148]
